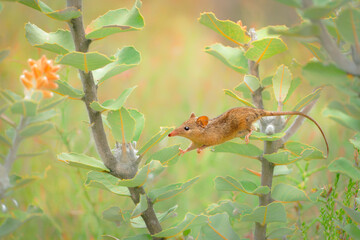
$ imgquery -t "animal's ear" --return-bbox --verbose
[190,113,196,118]
[196,116,209,128]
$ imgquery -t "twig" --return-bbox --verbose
[4,117,26,171]
[0,114,16,128]
[66,1,163,238]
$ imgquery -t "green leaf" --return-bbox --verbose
[273,0,301,8]
[245,38,287,63]
[272,183,309,202]
[107,107,136,143]
[90,86,136,111]
[102,206,131,223]
[343,223,360,239]
[283,77,301,104]
[20,122,53,138]
[285,141,325,160]
[204,43,248,73]
[215,176,270,195]
[206,200,252,219]
[27,109,57,124]
[137,127,174,155]
[267,227,295,239]
[93,47,141,84]
[302,3,339,19]
[257,25,289,39]
[212,141,262,158]
[350,133,360,150]
[116,161,164,187]
[274,165,293,176]
[153,213,208,238]
[85,0,144,39]
[341,203,360,224]
[131,194,148,218]
[0,205,43,237]
[128,108,145,142]
[38,96,67,111]
[223,89,256,108]
[272,64,292,103]
[336,8,360,45]
[25,23,74,54]
[291,87,321,112]
[244,75,260,92]
[301,42,326,61]
[328,158,360,181]
[57,52,113,72]
[242,202,287,224]
[85,171,130,196]
[53,80,85,99]
[264,150,298,165]
[147,144,180,165]
[200,213,240,240]
[0,135,11,147]
[3,0,81,21]
[0,90,22,104]
[198,12,250,45]
[250,131,285,141]
[269,21,320,37]
[11,100,37,116]
[57,152,109,172]
[149,177,199,203]
[302,61,348,86]
[131,205,177,229]
[323,107,360,132]
[0,49,10,63]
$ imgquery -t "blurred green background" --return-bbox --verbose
[0,0,355,239]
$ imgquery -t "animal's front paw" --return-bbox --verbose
[179,148,186,156]
[196,148,203,154]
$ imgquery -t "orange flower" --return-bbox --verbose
[20,55,60,98]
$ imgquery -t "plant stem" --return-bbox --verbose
[4,116,26,172]
[66,1,163,238]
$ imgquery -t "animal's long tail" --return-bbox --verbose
[263,110,329,157]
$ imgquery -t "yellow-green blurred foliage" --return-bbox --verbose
[0,0,355,239]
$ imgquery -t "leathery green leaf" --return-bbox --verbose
[204,43,248,73]
[328,158,360,181]
[272,64,292,103]
[215,176,270,195]
[341,203,360,224]
[20,122,53,138]
[57,52,112,72]
[272,183,310,202]
[206,200,252,219]
[336,8,360,45]
[85,171,130,196]
[264,150,298,165]
[90,86,136,111]
[128,108,145,142]
[131,194,148,218]
[323,107,360,132]
[93,47,141,85]
[116,160,164,187]
[131,205,177,229]
[198,12,250,45]
[267,227,295,239]
[153,213,208,238]
[146,144,181,165]
[137,127,174,155]
[148,177,199,203]
[285,141,325,160]
[102,206,131,223]
[212,141,262,158]
[343,223,360,239]
[11,100,37,116]
[25,23,74,54]
[200,213,240,240]
[302,61,349,86]
[291,87,321,112]
[85,0,144,39]
[53,80,84,99]
[107,107,136,143]
[242,202,287,224]
[244,74,260,92]
[245,38,287,63]
[223,89,256,108]
[57,152,109,172]
[350,133,360,150]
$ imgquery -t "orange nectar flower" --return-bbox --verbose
[20,55,60,98]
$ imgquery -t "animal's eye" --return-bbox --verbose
[184,126,190,131]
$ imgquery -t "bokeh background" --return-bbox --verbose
[0,0,354,239]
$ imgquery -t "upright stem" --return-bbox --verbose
[66,1,163,238]
[4,117,26,171]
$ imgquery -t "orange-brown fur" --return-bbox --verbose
[168,107,329,156]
